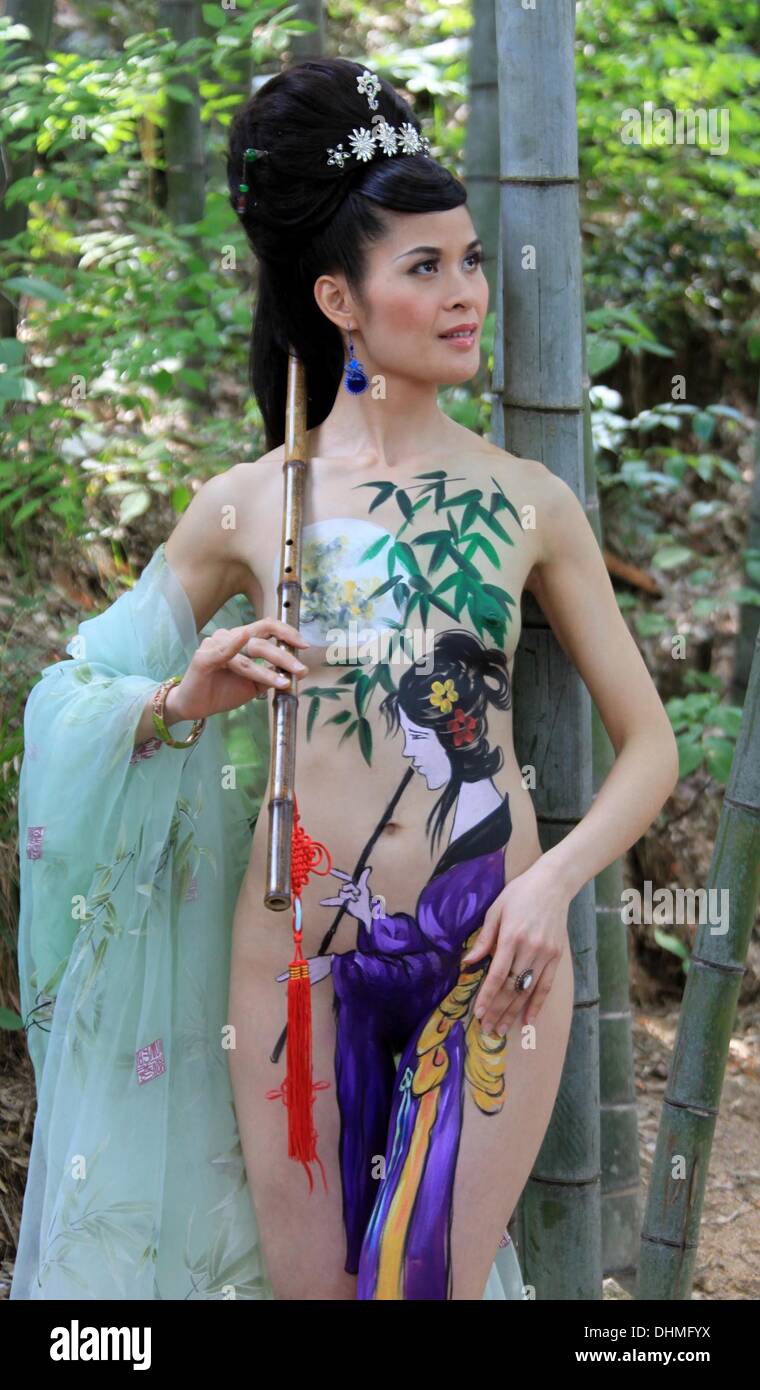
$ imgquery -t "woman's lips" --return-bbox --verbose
[439,329,477,349]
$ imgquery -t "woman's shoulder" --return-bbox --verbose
[447,431,552,489]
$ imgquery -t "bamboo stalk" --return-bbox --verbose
[730,375,760,704]
[579,309,643,1287]
[492,0,601,1299]
[636,626,760,1299]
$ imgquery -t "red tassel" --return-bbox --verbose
[266,794,333,1193]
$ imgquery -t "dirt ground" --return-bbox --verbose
[2,996,757,1301]
[623,1000,759,1301]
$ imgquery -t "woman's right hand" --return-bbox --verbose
[168,618,311,723]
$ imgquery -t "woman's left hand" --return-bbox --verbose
[461,858,571,1036]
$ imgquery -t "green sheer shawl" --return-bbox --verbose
[10,541,526,1301]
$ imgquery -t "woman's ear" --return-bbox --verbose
[313,272,355,334]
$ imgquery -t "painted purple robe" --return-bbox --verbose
[330,794,512,1299]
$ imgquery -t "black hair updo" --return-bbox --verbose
[226,57,467,450]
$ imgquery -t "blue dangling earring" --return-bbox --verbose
[343,327,369,394]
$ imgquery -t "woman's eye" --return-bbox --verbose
[410,251,484,275]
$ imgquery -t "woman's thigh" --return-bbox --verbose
[227,951,359,1300]
[448,939,575,1299]
[355,938,575,1301]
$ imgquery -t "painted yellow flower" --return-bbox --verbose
[429,678,459,713]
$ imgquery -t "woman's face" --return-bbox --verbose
[398,707,451,789]
[323,204,489,387]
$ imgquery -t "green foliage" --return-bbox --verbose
[665,670,743,784]
[0,5,296,549]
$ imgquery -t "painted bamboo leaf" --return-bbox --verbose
[449,548,481,580]
[354,674,372,716]
[393,581,409,607]
[393,541,421,575]
[354,480,396,512]
[395,489,413,522]
[306,697,321,739]
[366,576,398,602]
[470,532,500,567]
[490,475,523,526]
[358,717,372,765]
[375,662,396,694]
[325,710,352,726]
[427,590,459,621]
[358,533,391,563]
[478,503,513,544]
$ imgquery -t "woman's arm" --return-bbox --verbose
[464,467,681,1036]
[525,469,680,901]
[132,468,258,747]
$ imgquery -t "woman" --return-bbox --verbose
[11,57,678,1301]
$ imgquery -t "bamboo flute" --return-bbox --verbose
[264,347,308,911]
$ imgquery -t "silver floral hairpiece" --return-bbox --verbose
[325,67,431,168]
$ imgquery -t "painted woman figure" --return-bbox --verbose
[11,57,679,1300]
[307,632,516,1298]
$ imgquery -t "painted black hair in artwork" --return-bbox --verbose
[226,57,466,451]
[380,630,512,856]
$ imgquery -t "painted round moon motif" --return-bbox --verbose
[273,517,402,647]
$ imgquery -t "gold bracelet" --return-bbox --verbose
[151,675,206,749]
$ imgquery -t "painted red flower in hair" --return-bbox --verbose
[446,707,477,746]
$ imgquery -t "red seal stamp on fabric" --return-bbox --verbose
[136,1038,166,1084]
[26,825,45,860]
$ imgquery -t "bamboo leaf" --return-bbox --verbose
[354,675,371,716]
[414,529,452,545]
[449,549,481,580]
[430,540,449,573]
[364,488,395,516]
[471,533,500,567]
[366,576,398,601]
[435,573,458,595]
[441,490,481,508]
[428,591,459,621]
[376,663,396,694]
[358,717,373,765]
[393,541,421,575]
[479,507,513,544]
[339,718,359,745]
[358,533,391,563]
[325,710,351,726]
[395,490,413,521]
[483,581,515,609]
[489,477,522,525]
[306,698,321,739]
